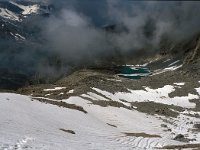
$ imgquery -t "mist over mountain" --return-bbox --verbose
[0,0,200,89]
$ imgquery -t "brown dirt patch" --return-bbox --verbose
[59,128,76,134]
[158,143,200,149]
[107,123,117,128]
[132,102,184,118]
[123,132,161,138]
[33,98,87,113]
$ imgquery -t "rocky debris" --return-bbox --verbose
[131,102,184,118]
[159,143,200,149]
[184,35,200,64]
[193,123,200,131]
[161,124,168,128]
[59,129,76,135]
[33,98,87,114]
[106,123,117,128]
[173,134,190,142]
[123,132,161,138]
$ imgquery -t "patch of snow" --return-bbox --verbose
[0,8,20,21]
[2,92,199,149]
[107,78,122,82]
[124,62,151,67]
[158,113,200,143]
[92,85,198,108]
[182,110,200,116]
[67,89,74,94]
[10,1,40,15]
[195,87,200,95]
[174,82,185,86]
[153,65,183,76]
[15,33,26,40]
[92,88,131,106]
[87,92,108,101]
[43,87,66,92]
[137,61,154,67]
[59,92,64,95]
[168,60,180,67]
[81,94,98,101]
[141,62,149,67]
[163,59,171,63]
[130,66,140,70]
[45,93,51,97]
[81,92,108,101]
[164,65,183,71]
[118,73,151,77]
[10,32,26,41]
[65,97,185,149]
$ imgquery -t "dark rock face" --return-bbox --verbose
[173,134,193,143]
[0,1,53,90]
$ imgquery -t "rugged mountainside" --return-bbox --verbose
[0,1,53,90]
[11,33,200,149]
[0,1,200,91]
[1,1,200,150]
[0,1,51,40]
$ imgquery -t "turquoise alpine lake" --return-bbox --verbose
[116,66,152,79]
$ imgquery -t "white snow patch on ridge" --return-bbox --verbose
[195,87,200,95]
[107,78,122,82]
[81,92,108,101]
[118,73,150,77]
[174,82,185,86]
[168,60,180,66]
[15,33,26,40]
[0,8,20,21]
[67,89,74,94]
[10,1,40,15]
[43,87,66,91]
[92,85,198,108]
[163,59,171,63]
[153,64,183,76]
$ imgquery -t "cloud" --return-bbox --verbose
[37,1,200,72]
[1,0,200,85]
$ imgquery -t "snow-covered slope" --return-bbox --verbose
[0,1,51,41]
[0,7,20,21]
[0,1,48,22]
[10,1,40,16]
[0,93,179,150]
[1,79,200,150]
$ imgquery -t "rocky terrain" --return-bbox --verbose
[0,33,197,149]
[1,1,200,150]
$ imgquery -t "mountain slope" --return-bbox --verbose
[2,91,198,150]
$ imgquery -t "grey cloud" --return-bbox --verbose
[38,1,200,69]
[2,0,200,84]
